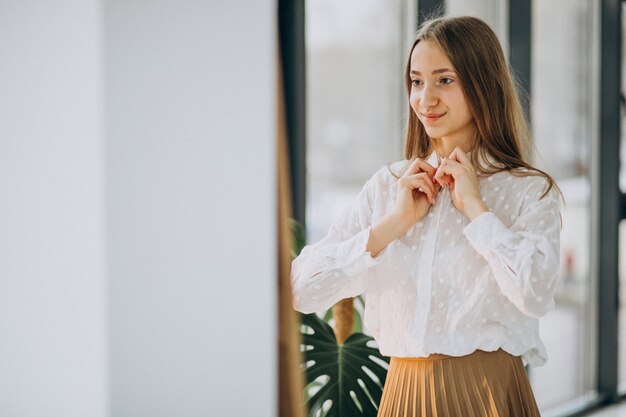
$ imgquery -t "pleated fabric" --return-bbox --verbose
[376,348,541,417]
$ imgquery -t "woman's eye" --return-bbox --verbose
[440,77,454,84]
[411,79,421,86]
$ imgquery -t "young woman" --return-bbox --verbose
[291,15,563,417]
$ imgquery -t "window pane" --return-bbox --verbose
[531,0,597,410]
[305,0,411,249]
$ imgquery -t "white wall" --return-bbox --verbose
[0,1,276,416]
[104,1,276,416]
[0,1,108,416]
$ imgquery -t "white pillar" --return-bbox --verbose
[0,1,108,416]
[0,1,277,416]
[104,1,276,416]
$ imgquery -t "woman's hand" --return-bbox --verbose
[433,146,488,220]
[391,157,442,230]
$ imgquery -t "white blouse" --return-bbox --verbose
[290,151,562,367]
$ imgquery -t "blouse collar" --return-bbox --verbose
[426,148,498,169]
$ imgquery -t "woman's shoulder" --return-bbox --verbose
[368,159,411,186]
[484,168,556,200]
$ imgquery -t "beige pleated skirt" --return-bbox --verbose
[377,348,541,417]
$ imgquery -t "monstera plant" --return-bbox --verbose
[290,219,390,417]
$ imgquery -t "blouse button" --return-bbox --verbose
[407,229,414,236]
[412,245,417,251]
[454,300,460,307]
[494,186,500,192]
[504,204,510,209]
[444,229,450,235]
[420,235,427,241]
[428,212,434,218]
[536,296,543,302]
[438,302,444,308]
[435,326,441,333]
[382,190,388,196]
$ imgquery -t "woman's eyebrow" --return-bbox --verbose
[410,68,455,75]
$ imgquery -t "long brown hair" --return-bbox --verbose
[391,15,563,204]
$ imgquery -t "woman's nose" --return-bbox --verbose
[420,83,439,107]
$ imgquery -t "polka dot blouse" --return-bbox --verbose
[290,151,562,367]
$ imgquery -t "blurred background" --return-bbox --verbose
[0,0,625,416]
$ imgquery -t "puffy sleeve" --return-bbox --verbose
[290,169,392,314]
[462,177,562,319]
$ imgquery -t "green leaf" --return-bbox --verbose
[290,218,307,257]
[322,308,333,323]
[300,312,389,417]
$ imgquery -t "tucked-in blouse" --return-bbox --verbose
[290,151,562,367]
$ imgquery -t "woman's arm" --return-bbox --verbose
[290,171,400,314]
[462,177,562,319]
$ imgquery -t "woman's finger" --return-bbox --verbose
[401,175,435,203]
[407,172,435,196]
[434,158,464,186]
[405,157,436,177]
[448,146,471,165]
[436,162,464,180]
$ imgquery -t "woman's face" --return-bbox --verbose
[409,40,475,147]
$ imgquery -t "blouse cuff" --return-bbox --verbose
[337,225,388,276]
[462,211,514,257]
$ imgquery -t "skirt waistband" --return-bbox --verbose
[392,348,510,362]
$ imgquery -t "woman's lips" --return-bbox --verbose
[421,112,446,122]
